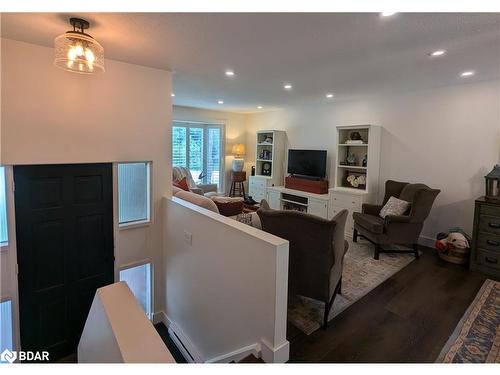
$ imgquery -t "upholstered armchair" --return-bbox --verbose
[257,202,349,329]
[353,180,440,260]
[172,166,218,196]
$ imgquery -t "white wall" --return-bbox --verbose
[172,106,249,193]
[246,80,500,239]
[0,39,172,351]
[78,282,175,363]
[163,197,289,363]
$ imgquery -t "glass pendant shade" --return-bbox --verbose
[54,19,104,74]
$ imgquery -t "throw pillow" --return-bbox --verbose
[212,200,244,217]
[379,196,410,219]
[173,177,190,192]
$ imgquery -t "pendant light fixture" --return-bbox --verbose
[54,18,104,74]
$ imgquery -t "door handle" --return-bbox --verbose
[486,239,500,247]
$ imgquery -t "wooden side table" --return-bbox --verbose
[229,171,246,197]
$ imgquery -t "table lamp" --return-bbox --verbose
[231,144,245,172]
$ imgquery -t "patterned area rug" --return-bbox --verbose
[288,238,417,335]
[436,279,500,363]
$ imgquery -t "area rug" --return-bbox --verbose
[436,279,500,363]
[288,238,418,335]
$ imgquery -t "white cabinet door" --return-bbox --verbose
[267,190,281,209]
[308,198,328,219]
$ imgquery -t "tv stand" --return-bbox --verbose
[267,186,329,219]
[289,174,321,181]
[285,176,329,194]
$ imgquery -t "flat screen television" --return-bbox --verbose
[287,149,327,179]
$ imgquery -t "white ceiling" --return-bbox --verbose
[2,13,499,112]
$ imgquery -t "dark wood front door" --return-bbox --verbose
[14,163,114,361]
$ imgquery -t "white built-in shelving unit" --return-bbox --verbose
[248,130,286,203]
[330,125,381,236]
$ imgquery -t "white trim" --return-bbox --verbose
[116,161,152,228]
[152,310,169,326]
[205,343,261,363]
[167,320,204,363]
[1,166,21,353]
[154,311,263,364]
[260,338,290,363]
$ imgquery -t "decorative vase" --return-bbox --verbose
[232,158,244,172]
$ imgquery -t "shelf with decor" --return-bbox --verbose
[329,125,381,236]
[248,130,286,203]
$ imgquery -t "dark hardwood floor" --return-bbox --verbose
[240,246,492,363]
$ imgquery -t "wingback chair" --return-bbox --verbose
[172,166,218,196]
[353,180,440,260]
[257,202,349,329]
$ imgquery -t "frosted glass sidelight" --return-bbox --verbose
[118,163,150,225]
[119,263,152,319]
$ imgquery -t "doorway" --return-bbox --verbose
[14,163,114,361]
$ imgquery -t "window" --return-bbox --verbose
[118,162,151,225]
[172,122,224,190]
[0,167,8,245]
[0,300,13,354]
[119,263,152,319]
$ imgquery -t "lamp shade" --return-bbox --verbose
[54,18,104,74]
[231,144,246,157]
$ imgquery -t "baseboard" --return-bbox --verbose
[167,320,204,363]
[418,235,435,248]
[152,310,169,326]
[205,343,260,363]
[260,338,290,363]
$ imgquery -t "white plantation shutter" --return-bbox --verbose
[172,126,187,167]
[171,122,224,190]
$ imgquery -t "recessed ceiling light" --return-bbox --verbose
[460,70,475,77]
[326,93,334,99]
[257,106,263,109]
[218,100,224,104]
[171,93,175,97]
[225,70,235,77]
[429,49,447,57]
[284,83,293,90]
[380,12,397,17]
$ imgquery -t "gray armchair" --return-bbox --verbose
[353,180,440,260]
[257,202,349,329]
[172,166,218,196]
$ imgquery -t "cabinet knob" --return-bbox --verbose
[489,222,500,229]
[486,239,499,247]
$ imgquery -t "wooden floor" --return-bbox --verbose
[241,246,492,363]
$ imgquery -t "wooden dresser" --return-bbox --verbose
[470,197,500,278]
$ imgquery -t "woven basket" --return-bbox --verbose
[437,247,470,265]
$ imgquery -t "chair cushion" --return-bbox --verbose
[353,212,385,234]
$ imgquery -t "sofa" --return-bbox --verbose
[172,186,262,228]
